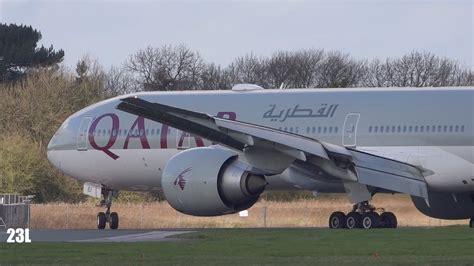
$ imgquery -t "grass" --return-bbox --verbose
[1,227,474,264]
[31,194,467,229]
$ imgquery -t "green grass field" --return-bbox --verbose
[1,227,474,265]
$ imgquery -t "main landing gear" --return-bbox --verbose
[97,188,119,230]
[329,201,398,229]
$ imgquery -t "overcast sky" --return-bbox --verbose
[1,0,472,70]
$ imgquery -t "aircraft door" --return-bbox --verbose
[176,130,190,149]
[343,113,360,147]
[77,117,92,151]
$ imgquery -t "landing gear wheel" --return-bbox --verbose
[362,212,380,229]
[109,212,119,230]
[469,218,474,228]
[346,212,362,229]
[329,211,346,229]
[97,212,106,229]
[380,212,398,228]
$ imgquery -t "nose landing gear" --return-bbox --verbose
[97,188,119,230]
[328,201,398,229]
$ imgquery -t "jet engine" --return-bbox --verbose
[162,147,266,216]
[411,191,474,219]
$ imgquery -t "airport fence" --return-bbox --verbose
[0,194,34,229]
[30,195,467,229]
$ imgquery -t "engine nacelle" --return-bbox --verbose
[412,191,474,219]
[162,147,266,216]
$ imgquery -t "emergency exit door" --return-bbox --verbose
[343,113,360,147]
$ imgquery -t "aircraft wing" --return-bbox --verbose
[116,97,429,200]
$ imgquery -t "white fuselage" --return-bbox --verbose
[47,87,474,194]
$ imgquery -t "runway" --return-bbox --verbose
[0,229,196,242]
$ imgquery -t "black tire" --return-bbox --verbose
[329,212,346,229]
[362,212,380,229]
[346,212,362,229]
[109,212,119,230]
[469,218,474,228]
[380,212,397,228]
[97,212,106,229]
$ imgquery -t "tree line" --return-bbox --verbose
[119,45,472,93]
[0,23,472,203]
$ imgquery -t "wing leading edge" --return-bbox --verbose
[116,97,429,200]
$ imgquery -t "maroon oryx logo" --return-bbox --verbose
[173,167,192,190]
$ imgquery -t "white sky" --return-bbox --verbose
[1,0,472,69]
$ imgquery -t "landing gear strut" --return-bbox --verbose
[328,201,397,229]
[97,188,119,230]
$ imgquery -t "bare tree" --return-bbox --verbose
[316,51,366,88]
[291,49,325,88]
[226,53,268,88]
[363,52,473,87]
[199,63,231,90]
[266,51,296,88]
[125,45,205,91]
[104,66,139,96]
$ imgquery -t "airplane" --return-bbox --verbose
[47,84,474,230]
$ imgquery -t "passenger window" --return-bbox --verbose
[409,126,412,133]
[318,127,322,134]
[312,127,316,134]
[157,128,160,134]
[151,129,155,135]
[455,126,459,132]
[443,126,447,132]
[449,126,453,132]
[420,126,424,132]
[323,127,327,134]
[403,126,407,133]
[438,126,442,132]
[369,126,372,133]
[374,126,378,133]
[397,126,401,133]
[461,125,465,132]
[380,126,384,133]
[432,126,436,132]
[335,127,338,134]
[306,127,310,134]
[385,126,389,133]
[391,126,395,133]
[414,126,418,133]
[329,127,333,134]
